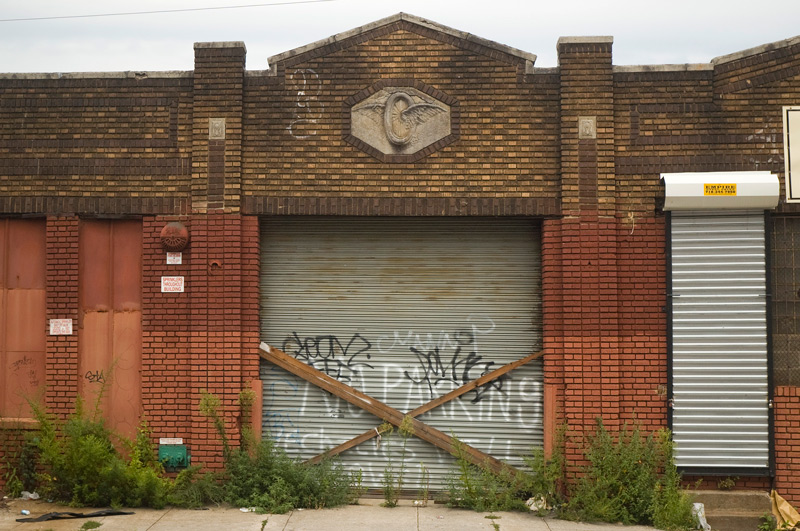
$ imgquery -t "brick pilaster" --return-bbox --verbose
[555,38,621,461]
[192,42,246,214]
[45,216,80,419]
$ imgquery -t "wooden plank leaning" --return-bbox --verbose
[305,349,545,465]
[258,342,539,476]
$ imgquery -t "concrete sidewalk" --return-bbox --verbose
[2,498,659,531]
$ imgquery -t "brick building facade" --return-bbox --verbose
[1,13,799,501]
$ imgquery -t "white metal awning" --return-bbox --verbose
[662,171,779,211]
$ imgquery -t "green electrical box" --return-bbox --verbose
[158,441,190,470]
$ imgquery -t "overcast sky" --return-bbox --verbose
[1,0,799,73]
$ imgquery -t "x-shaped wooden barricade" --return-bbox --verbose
[258,342,543,476]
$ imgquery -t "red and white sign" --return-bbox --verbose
[49,319,73,335]
[161,276,185,293]
[166,252,182,265]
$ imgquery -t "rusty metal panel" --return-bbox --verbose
[79,220,142,439]
[0,220,6,289]
[5,290,46,353]
[79,311,113,417]
[112,220,142,312]
[6,219,46,290]
[80,221,112,311]
[3,292,46,414]
[1,219,46,418]
[110,311,142,437]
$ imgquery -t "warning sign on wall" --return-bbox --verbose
[49,319,73,335]
[784,107,800,202]
[161,276,185,293]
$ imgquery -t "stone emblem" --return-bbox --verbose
[350,87,452,157]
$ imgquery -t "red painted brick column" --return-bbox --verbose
[142,214,260,470]
[142,216,193,449]
[45,216,80,419]
[615,216,669,430]
[774,386,800,505]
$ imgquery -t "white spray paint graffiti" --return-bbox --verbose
[262,315,543,474]
[287,68,323,139]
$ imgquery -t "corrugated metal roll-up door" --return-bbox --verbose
[670,211,770,472]
[260,218,543,490]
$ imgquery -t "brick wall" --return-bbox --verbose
[141,214,260,469]
[0,74,192,216]
[241,20,561,217]
[1,16,799,503]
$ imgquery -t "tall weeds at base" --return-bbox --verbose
[445,421,693,530]
[561,419,695,531]
[24,398,169,508]
[380,416,414,508]
[199,391,354,514]
[0,420,39,498]
[446,436,534,512]
[167,465,224,508]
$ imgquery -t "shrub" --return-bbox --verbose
[223,437,352,513]
[446,436,532,512]
[167,465,224,508]
[24,399,170,508]
[561,420,695,530]
[199,390,354,514]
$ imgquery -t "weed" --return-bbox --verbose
[167,465,224,508]
[237,388,256,454]
[758,512,777,531]
[561,420,695,531]
[485,513,501,530]
[348,469,367,504]
[380,422,398,507]
[79,521,102,530]
[0,420,39,498]
[199,392,229,460]
[222,437,351,513]
[446,436,530,512]
[520,428,566,514]
[19,398,170,508]
[200,391,353,514]
[717,476,738,490]
[416,461,429,506]
[380,417,413,508]
[758,511,795,531]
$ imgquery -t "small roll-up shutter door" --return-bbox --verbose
[260,217,543,489]
[670,210,770,472]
